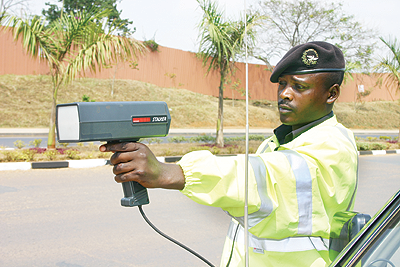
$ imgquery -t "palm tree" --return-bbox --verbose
[375,36,400,140]
[5,9,145,149]
[0,0,30,22]
[196,0,260,147]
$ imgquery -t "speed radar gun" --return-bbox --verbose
[56,101,171,207]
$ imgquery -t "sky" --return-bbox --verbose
[14,0,400,65]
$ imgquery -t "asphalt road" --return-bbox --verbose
[0,154,399,267]
[0,166,230,267]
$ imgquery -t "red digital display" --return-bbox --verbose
[132,117,151,123]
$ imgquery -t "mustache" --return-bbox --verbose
[278,100,294,109]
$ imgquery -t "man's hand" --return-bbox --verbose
[99,142,185,190]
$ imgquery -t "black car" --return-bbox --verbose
[330,189,400,266]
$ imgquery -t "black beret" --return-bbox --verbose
[270,41,345,83]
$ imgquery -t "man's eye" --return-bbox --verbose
[295,84,305,90]
[278,81,286,87]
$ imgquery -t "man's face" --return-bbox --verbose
[277,73,334,130]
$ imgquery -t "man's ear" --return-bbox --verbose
[327,84,340,104]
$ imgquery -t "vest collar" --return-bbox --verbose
[274,111,334,145]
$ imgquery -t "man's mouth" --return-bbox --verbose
[278,103,293,113]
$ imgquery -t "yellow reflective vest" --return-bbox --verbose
[178,115,358,267]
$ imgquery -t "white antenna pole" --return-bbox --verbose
[244,0,250,266]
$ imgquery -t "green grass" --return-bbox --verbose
[334,102,400,129]
[1,73,399,162]
[0,74,400,130]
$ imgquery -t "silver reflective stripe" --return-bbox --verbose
[336,126,357,151]
[233,151,312,234]
[227,221,328,252]
[281,150,313,235]
[233,156,273,228]
[259,141,270,153]
[335,126,359,211]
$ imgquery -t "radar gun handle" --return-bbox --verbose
[121,181,150,207]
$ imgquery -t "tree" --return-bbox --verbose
[376,37,400,90]
[252,0,376,72]
[6,9,145,149]
[375,36,400,141]
[42,0,133,35]
[0,0,29,22]
[197,0,260,147]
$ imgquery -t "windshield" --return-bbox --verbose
[356,210,400,267]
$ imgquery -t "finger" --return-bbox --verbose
[112,160,137,175]
[114,173,130,183]
[114,171,144,184]
[114,167,153,186]
[110,151,137,165]
[99,144,107,152]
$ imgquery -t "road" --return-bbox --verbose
[0,129,398,148]
[354,154,400,215]
[0,154,399,267]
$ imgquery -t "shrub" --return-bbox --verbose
[225,135,267,143]
[13,140,26,149]
[188,146,208,152]
[30,147,46,153]
[357,142,389,151]
[141,138,163,145]
[227,145,237,154]
[371,143,389,150]
[249,134,268,141]
[82,94,95,102]
[21,149,36,161]
[143,39,159,52]
[168,136,188,143]
[44,149,58,160]
[163,148,173,156]
[66,149,80,159]
[29,139,42,148]
[225,136,245,142]
[211,146,220,154]
[189,135,215,143]
[58,142,69,148]
[56,148,68,154]
[153,138,162,144]
[1,150,25,162]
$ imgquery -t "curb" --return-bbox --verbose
[0,159,108,171]
[1,151,400,171]
[0,157,183,171]
[358,150,400,156]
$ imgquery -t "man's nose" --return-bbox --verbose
[279,86,293,101]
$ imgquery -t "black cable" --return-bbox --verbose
[138,205,215,267]
[226,223,240,267]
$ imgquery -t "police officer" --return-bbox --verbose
[100,41,358,266]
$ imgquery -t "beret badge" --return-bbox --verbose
[302,49,319,66]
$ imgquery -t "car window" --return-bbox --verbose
[356,211,400,267]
